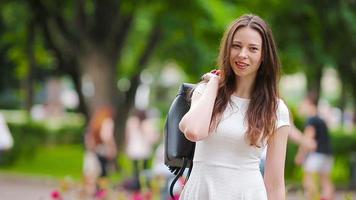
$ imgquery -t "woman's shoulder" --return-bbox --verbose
[277,98,288,111]
[276,98,290,128]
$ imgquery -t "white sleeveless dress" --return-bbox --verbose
[179,83,290,200]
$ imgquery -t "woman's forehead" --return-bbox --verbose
[232,27,262,46]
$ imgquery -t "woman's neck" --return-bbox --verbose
[234,77,255,98]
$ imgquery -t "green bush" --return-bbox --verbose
[1,122,45,165]
[42,125,85,145]
[0,121,84,165]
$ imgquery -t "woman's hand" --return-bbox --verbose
[201,69,221,82]
[179,70,220,142]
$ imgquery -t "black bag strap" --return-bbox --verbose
[169,157,192,198]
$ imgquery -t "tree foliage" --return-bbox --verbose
[1,0,355,147]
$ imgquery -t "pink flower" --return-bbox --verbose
[51,190,62,200]
[95,189,107,199]
[132,192,144,200]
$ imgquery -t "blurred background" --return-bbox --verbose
[0,0,355,199]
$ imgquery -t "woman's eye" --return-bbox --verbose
[232,44,241,49]
[250,47,258,52]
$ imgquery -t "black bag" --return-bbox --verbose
[164,83,196,198]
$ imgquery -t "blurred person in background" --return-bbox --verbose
[83,106,117,195]
[295,92,334,200]
[125,108,159,192]
[0,112,13,161]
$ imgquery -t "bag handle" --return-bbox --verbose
[169,157,192,198]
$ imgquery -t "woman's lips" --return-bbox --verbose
[235,61,248,69]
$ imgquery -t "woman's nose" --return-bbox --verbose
[239,48,248,59]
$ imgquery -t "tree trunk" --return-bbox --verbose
[354,106,356,126]
[78,48,118,115]
[78,50,140,150]
[114,73,141,150]
[338,62,356,126]
[24,21,35,113]
[352,85,356,126]
[305,64,323,101]
[115,100,132,151]
[113,25,161,149]
[338,76,348,129]
[68,67,89,121]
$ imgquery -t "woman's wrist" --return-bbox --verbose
[209,76,220,88]
[208,75,219,83]
[206,75,219,94]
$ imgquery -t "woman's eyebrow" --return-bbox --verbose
[232,41,261,46]
[249,43,261,47]
[232,41,241,44]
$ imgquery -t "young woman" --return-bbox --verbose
[179,14,290,200]
[125,109,159,190]
[85,106,117,177]
[84,106,117,196]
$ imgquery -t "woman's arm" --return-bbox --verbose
[179,75,219,142]
[264,125,289,200]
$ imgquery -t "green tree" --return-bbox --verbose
[327,0,356,123]
[0,1,54,110]
[25,0,231,147]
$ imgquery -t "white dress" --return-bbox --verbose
[179,83,290,200]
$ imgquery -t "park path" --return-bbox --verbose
[0,173,356,200]
[0,173,57,200]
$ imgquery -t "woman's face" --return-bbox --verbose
[229,27,263,80]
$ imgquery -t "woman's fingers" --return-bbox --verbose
[201,69,221,81]
[210,69,221,75]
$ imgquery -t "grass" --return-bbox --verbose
[0,144,84,179]
[0,144,135,184]
[1,144,355,200]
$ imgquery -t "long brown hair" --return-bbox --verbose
[211,14,281,147]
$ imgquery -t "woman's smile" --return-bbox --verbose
[235,61,249,69]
